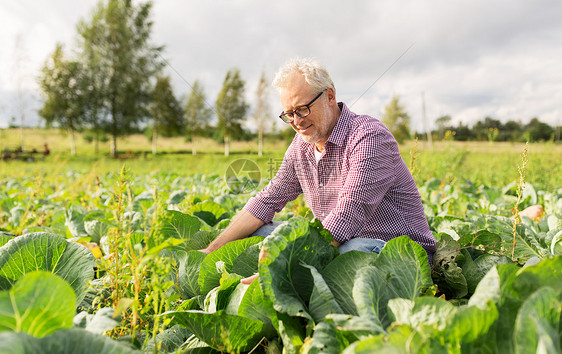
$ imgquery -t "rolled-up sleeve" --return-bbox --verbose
[322,129,397,243]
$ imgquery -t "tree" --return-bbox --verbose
[472,117,502,140]
[183,80,213,155]
[382,96,411,144]
[78,24,107,154]
[435,115,452,140]
[148,76,184,154]
[525,117,554,142]
[453,121,473,141]
[215,68,249,156]
[38,43,86,155]
[77,0,164,157]
[253,71,271,156]
[502,120,523,142]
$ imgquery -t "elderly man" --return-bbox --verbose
[201,58,436,278]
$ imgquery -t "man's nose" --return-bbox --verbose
[293,114,306,127]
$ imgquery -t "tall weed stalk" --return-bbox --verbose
[511,142,529,260]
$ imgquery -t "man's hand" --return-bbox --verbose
[241,273,259,284]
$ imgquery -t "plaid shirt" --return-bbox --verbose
[244,103,436,255]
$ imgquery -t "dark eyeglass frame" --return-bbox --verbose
[278,90,326,123]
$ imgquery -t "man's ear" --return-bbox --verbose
[326,87,337,105]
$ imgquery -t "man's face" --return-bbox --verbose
[279,73,337,148]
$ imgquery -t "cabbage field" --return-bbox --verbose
[0,156,561,353]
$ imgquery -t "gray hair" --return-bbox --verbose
[272,57,335,94]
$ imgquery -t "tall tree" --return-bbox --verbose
[253,71,270,156]
[77,0,164,157]
[382,96,411,144]
[183,80,212,155]
[148,76,184,154]
[215,68,249,156]
[38,43,86,155]
[78,25,107,154]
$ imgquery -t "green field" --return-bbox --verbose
[1,128,561,353]
[2,128,561,188]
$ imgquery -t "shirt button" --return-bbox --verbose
[319,183,323,187]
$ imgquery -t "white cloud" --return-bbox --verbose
[1,0,561,131]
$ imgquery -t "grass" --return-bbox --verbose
[1,128,561,190]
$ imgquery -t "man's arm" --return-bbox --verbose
[200,209,265,254]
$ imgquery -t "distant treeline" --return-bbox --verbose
[415,116,560,143]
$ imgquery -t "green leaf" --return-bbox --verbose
[160,210,202,248]
[304,321,349,354]
[73,308,120,334]
[388,297,456,336]
[237,279,278,335]
[84,219,110,244]
[198,236,263,295]
[231,242,262,277]
[353,236,433,327]
[143,325,194,353]
[431,233,468,299]
[215,273,243,311]
[277,312,306,353]
[458,229,502,253]
[301,263,342,322]
[167,190,188,205]
[342,325,422,354]
[514,287,561,354]
[258,218,336,320]
[512,224,549,263]
[225,282,250,316]
[473,215,548,263]
[189,230,221,251]
[177,250,207,299]
[321,251,377,315]
[164,310,267,353]
[465,254,512,295]
[65,207,88,238]
[551,230,562,255]
[512,256,562,299]
[443,301,498,344]
[0,232,95,305]
[483,263,521,354]
[0,328,140,353]
[324,314,384,341]
[468,265,502,308]
[0,271,75,337]
[189,201,230,227]
[0,232,14,247]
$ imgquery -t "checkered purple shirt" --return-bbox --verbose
[244,103,436,256]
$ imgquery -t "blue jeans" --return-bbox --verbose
[338,237,386,254]
[250,221,386,255]
[250,221,284,237]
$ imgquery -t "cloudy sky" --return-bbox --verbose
[1,0,561,132]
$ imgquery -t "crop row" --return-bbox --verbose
[0,169,561,353]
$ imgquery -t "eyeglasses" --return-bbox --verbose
[279,90,325,123]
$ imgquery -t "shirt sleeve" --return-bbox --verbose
[243,142,303,223]
[322,127,398,243]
